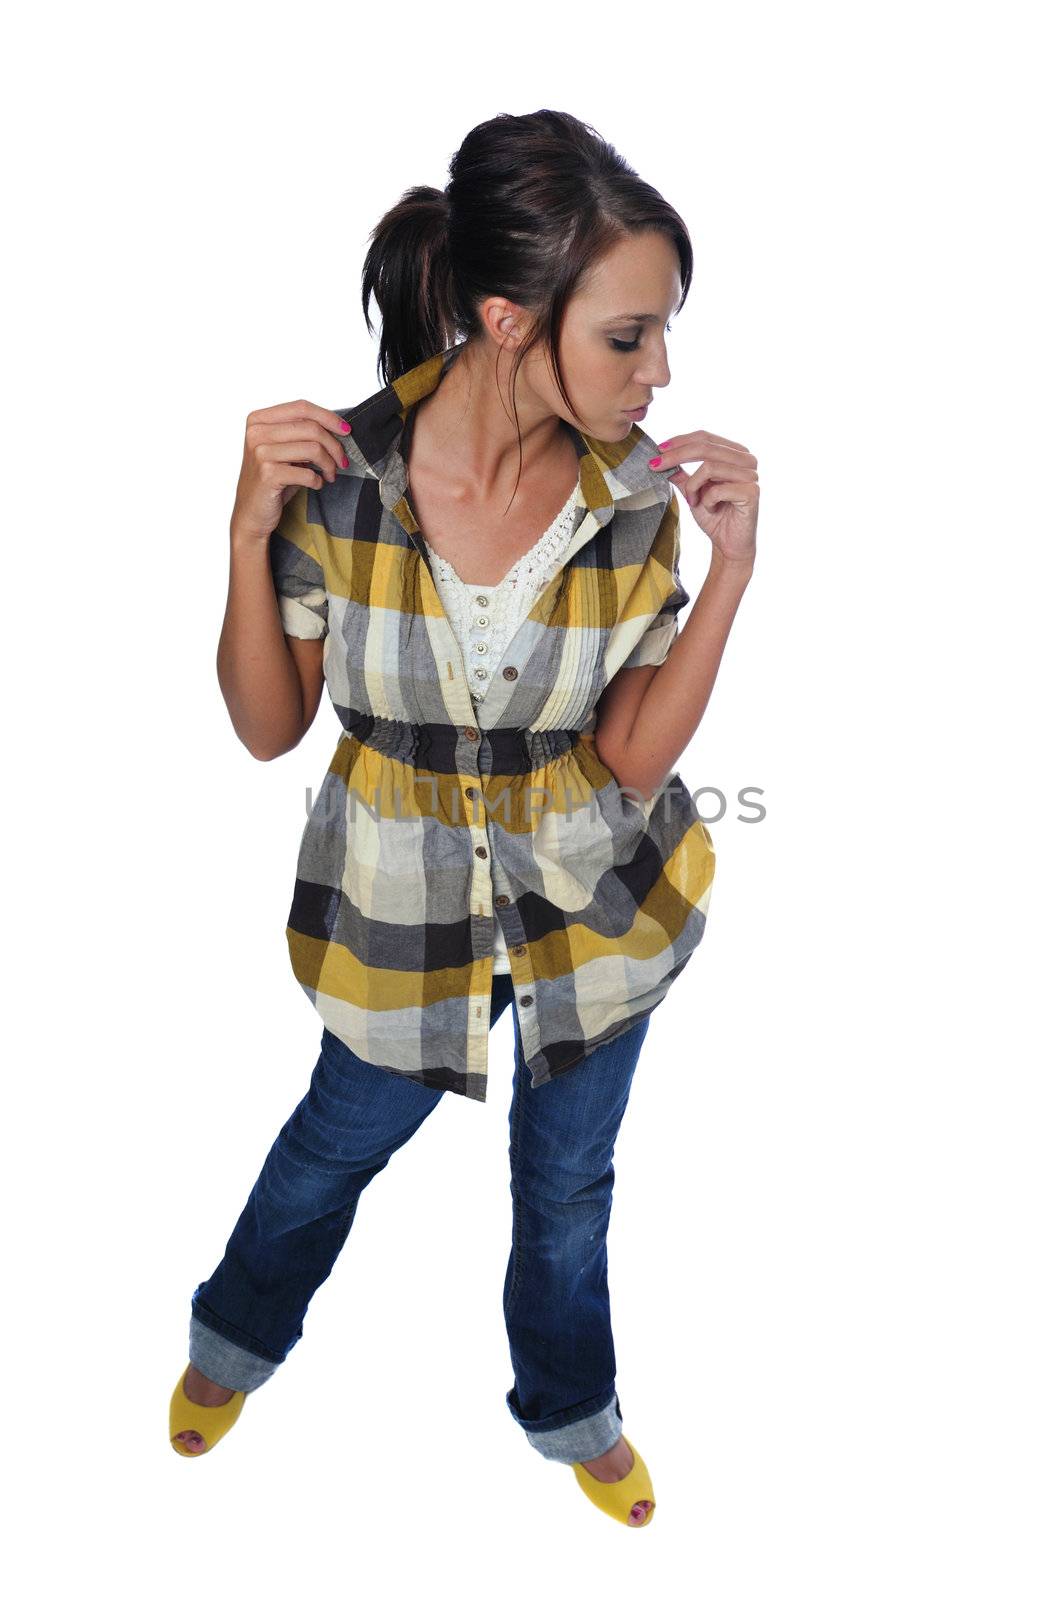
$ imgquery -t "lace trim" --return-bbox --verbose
[424,485,583,692]
[426,482,581,592]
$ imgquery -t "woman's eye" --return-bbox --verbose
[610,320,673,353]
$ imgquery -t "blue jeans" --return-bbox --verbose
[188,972,651,1465]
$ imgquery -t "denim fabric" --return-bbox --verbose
[188,972,651,1465]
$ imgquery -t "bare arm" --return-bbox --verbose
[215,399,350,760]
[217,519,325,761]
[595,551,755,797]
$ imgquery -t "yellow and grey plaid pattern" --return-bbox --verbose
[268,343,716,1102]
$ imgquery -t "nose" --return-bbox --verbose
[637,353,670,390]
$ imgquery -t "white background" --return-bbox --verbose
[5,0,1059,1593]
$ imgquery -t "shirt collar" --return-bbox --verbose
[339,342,675,531]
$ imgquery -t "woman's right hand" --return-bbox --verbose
[231,400,352,541]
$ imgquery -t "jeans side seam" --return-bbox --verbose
[503,1050,527,1318]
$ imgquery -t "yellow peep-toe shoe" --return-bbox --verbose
[572,1434,656,1527]
[169,1363,246,1456]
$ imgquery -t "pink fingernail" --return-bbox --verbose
[648,456,662,468]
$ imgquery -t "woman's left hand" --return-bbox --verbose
[650,431,759,565]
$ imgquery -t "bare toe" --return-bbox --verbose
[172,1430,205,1452]
[628,1499,654,1524]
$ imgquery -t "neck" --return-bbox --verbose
[409,339,574,503]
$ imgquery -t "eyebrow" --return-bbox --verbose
[600,307,680,327]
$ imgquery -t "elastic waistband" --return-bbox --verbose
[338,709,591,776]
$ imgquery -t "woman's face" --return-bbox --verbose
[531,229,682,441]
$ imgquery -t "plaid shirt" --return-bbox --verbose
[269,343,716,1103]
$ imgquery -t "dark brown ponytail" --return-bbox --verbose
[360,185,456,387]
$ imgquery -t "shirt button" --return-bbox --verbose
[475,668,487,680]
[476,615,489,628]
[475,641,488,654]
[494,894,510,907]
[476,593,490,607]
[513,944,527,956]
[464,786,477,799]
[474,845,487,858]
[463,726,479,740]
[519,995,533,1007]
[502,666,518,680]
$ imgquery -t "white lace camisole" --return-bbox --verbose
[422,480,584,974]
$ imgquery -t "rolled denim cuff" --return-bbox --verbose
[189,1313,280,1394]
[514,1393,624,1464]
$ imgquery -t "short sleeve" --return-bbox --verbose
[616,489,690,670]
[268,486,329,640]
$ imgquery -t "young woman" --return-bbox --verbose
[169,108,759,1529]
